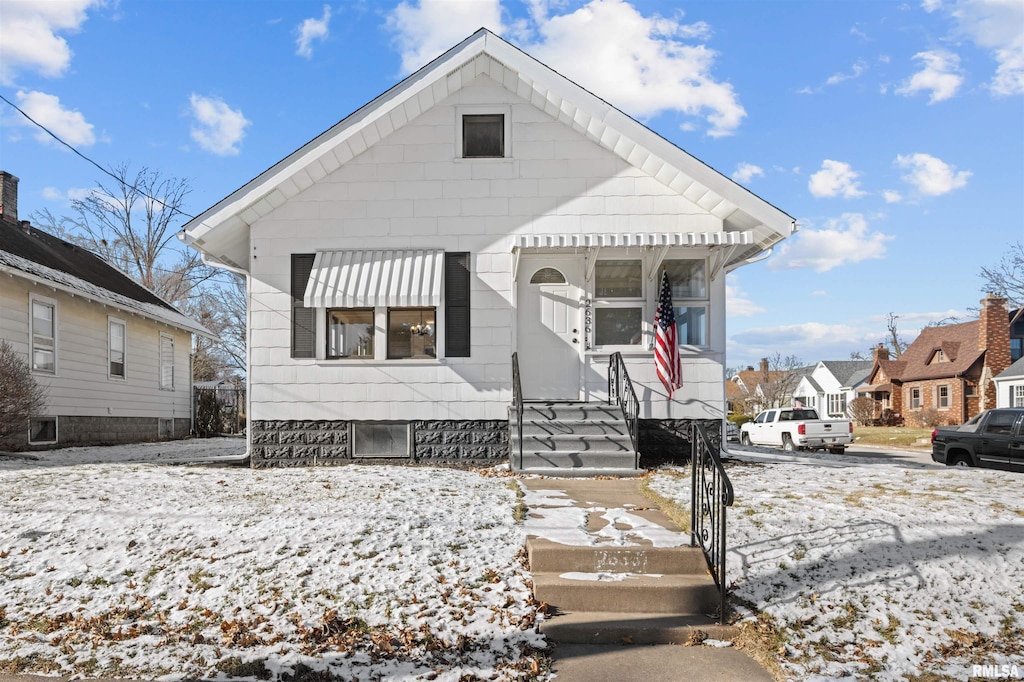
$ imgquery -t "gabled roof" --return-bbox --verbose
[182,28,794,271]
[895,320,983,382]
[821,360,873,387]
[0,220,212,337]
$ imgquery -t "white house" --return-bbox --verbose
[0,171,212,448]
[181,29,794,468]
[792,360,873,418]
[994,357,1024,408]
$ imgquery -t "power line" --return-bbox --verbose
[0,91,197,220]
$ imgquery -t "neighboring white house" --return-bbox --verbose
[181,29,794,467]
[792,360,873,418]
[994,356,1024,408]
[0,171,212,448]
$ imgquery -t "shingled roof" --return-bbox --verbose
[821,360,873,387]
[897,320,984,382]
[0,220,212,337]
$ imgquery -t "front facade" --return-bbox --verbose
[860,295,1012,427]
[792,360,872,418]
[0,172,209,448]
[182,30,794,467]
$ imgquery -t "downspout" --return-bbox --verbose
[184,234,253,464]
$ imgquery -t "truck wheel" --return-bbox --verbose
[782,434,796,452]
[741,433,751,446]
[950,455,972,468]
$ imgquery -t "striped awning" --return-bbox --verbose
[303,249,444,308]
[512,231,752,249]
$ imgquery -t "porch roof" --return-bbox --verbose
[303,249,444,308]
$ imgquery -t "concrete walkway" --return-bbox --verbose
[520,477,774,682]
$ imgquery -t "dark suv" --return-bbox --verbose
[931,408,1024,472]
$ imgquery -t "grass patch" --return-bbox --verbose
[639,472,691,534]
[853,426,933,448]
[508,480,527,523]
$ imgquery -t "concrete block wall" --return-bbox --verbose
[25,416,191,450]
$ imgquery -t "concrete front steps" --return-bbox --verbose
[511,402,640,476]
[528,539,730,644]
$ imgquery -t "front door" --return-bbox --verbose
[517,257,583,400]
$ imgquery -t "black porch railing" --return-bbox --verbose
[690,421,734,624]
[511,352,524,470]
[607,352,640,469]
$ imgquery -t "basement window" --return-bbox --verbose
[29,417,57,444]
[351,422,410,458]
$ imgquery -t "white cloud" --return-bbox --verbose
[41,187,63,201]
[808,160,866,198]
[387,0,505,73]
[296,5,332,59]
[14,90,96,147]
[0,0,101,85]
[825,60,866,85]
[726,276,765,317]
[188,94,251,156]
[732,163,764,184]
[882,189,904,203]
[895,152,971,196]
[948,0,1024,96]
[40,185,91,203]
[386,0,747,137]
[767,213,892,272]
[922,0,944,12]
[896,50,964,103]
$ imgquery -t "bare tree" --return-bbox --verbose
[848,396,877,427]
[190,275,246,380]
[980,241,1024,309]
[756,353,806,409]
[32,163,215,306]
[0,341,47,449]
[883,312,909,359]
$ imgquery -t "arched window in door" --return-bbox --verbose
[530,267,566,284]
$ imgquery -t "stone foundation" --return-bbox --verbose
[250,419,508,468]
[639,419,721,466]
[25,416,191,450]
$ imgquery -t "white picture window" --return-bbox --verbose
[663,259,709,348]
[937,385,950,409]
[594,259,643,347]
[159,333,174,390]
[910,387,921,409]
[31,297,56,374]
[109,318,126,379]
[1013,385,1024,408]
[827,393,847,417]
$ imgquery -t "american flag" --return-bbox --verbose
[654,270,682,399]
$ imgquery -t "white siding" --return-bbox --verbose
[248,75,727,423]
[0,276,191,420]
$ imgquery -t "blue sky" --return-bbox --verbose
[1,0,1021,370]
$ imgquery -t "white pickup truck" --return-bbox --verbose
[740,408,853,454]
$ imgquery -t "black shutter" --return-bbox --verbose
[291,254,316,359]
[445,252,471,357]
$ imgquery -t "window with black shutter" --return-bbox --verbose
[445,252,471,357]
[291,254,316,358]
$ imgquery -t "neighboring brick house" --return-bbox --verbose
[859,295,1012,427]
[729,358,805,414]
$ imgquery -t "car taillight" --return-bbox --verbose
[931,428,937,444]
[849,422,854,433]
[798,424,806,435]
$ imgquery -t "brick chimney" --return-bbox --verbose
[872,343,890,364]
[979,294,1010,410]
[0,171,18,224]
[759,357,769,374]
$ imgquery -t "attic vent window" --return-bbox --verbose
[931,349,946,364]
[463,114,504,158]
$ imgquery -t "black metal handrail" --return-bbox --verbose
[511,352,524,470]
[690,421,734,624]
[607,352,640,469]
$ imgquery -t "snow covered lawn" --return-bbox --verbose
[651,454,1024,681]
[0,439,545,681]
